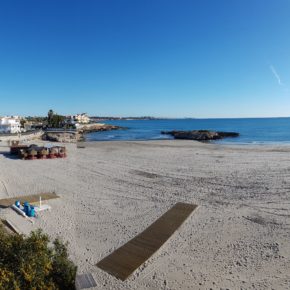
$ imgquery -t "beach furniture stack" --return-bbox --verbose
[10,140,29,155]
[11,201,35,224]
[13,200,35,217]
[10,144,67,160]
[27,148,38,160]
[11,197,52,223]
[38,148,49,159]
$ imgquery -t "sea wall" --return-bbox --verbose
[0,130,43,143]
[0,124,124,144]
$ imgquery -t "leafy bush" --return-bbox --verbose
[0,226,77,290]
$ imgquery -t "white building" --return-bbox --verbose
[0,116,22,134]
[73,113,90,124]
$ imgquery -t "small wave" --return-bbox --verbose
[149,135,170,140]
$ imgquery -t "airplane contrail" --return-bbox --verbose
[270,65,283,86]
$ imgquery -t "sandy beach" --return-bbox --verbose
[0,140,290,289]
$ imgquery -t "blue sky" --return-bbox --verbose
[0,0,289,117]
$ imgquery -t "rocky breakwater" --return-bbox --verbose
[77,123,125,141]
[161,130,239,141]
[77,123,123,133]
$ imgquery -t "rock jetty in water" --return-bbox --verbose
[77,123,124,134]
[77,123,126,141]
[43,124,126,143]
[161,130,239,141]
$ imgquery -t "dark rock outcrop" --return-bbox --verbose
[161,130,239,141]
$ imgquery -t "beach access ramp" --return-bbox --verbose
[97,202,197,281]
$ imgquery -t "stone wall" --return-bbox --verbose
[0,130,43,143]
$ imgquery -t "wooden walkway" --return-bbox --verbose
[97,202,197,281]
[75,273,97,289]
[0,192,59,208]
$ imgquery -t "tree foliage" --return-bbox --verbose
[26,116,47,123]
[47,109,66,128]
[0,226,77,290]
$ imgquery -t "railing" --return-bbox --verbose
[45,128,77,133]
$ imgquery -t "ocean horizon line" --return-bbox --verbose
[91,116,290,120]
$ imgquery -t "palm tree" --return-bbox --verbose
[47,109,54,127]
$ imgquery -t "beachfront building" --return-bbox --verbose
[73,113,90,124]
[0,116,22,134]
[65,116,74,124]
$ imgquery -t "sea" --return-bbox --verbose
[84,117,290,144]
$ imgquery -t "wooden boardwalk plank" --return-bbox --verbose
[97,202,197,281]
[75,273,97,289]
[0,192,59,208]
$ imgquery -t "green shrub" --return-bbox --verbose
[0,226,77,290]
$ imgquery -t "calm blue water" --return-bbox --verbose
[85,118,290,144]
